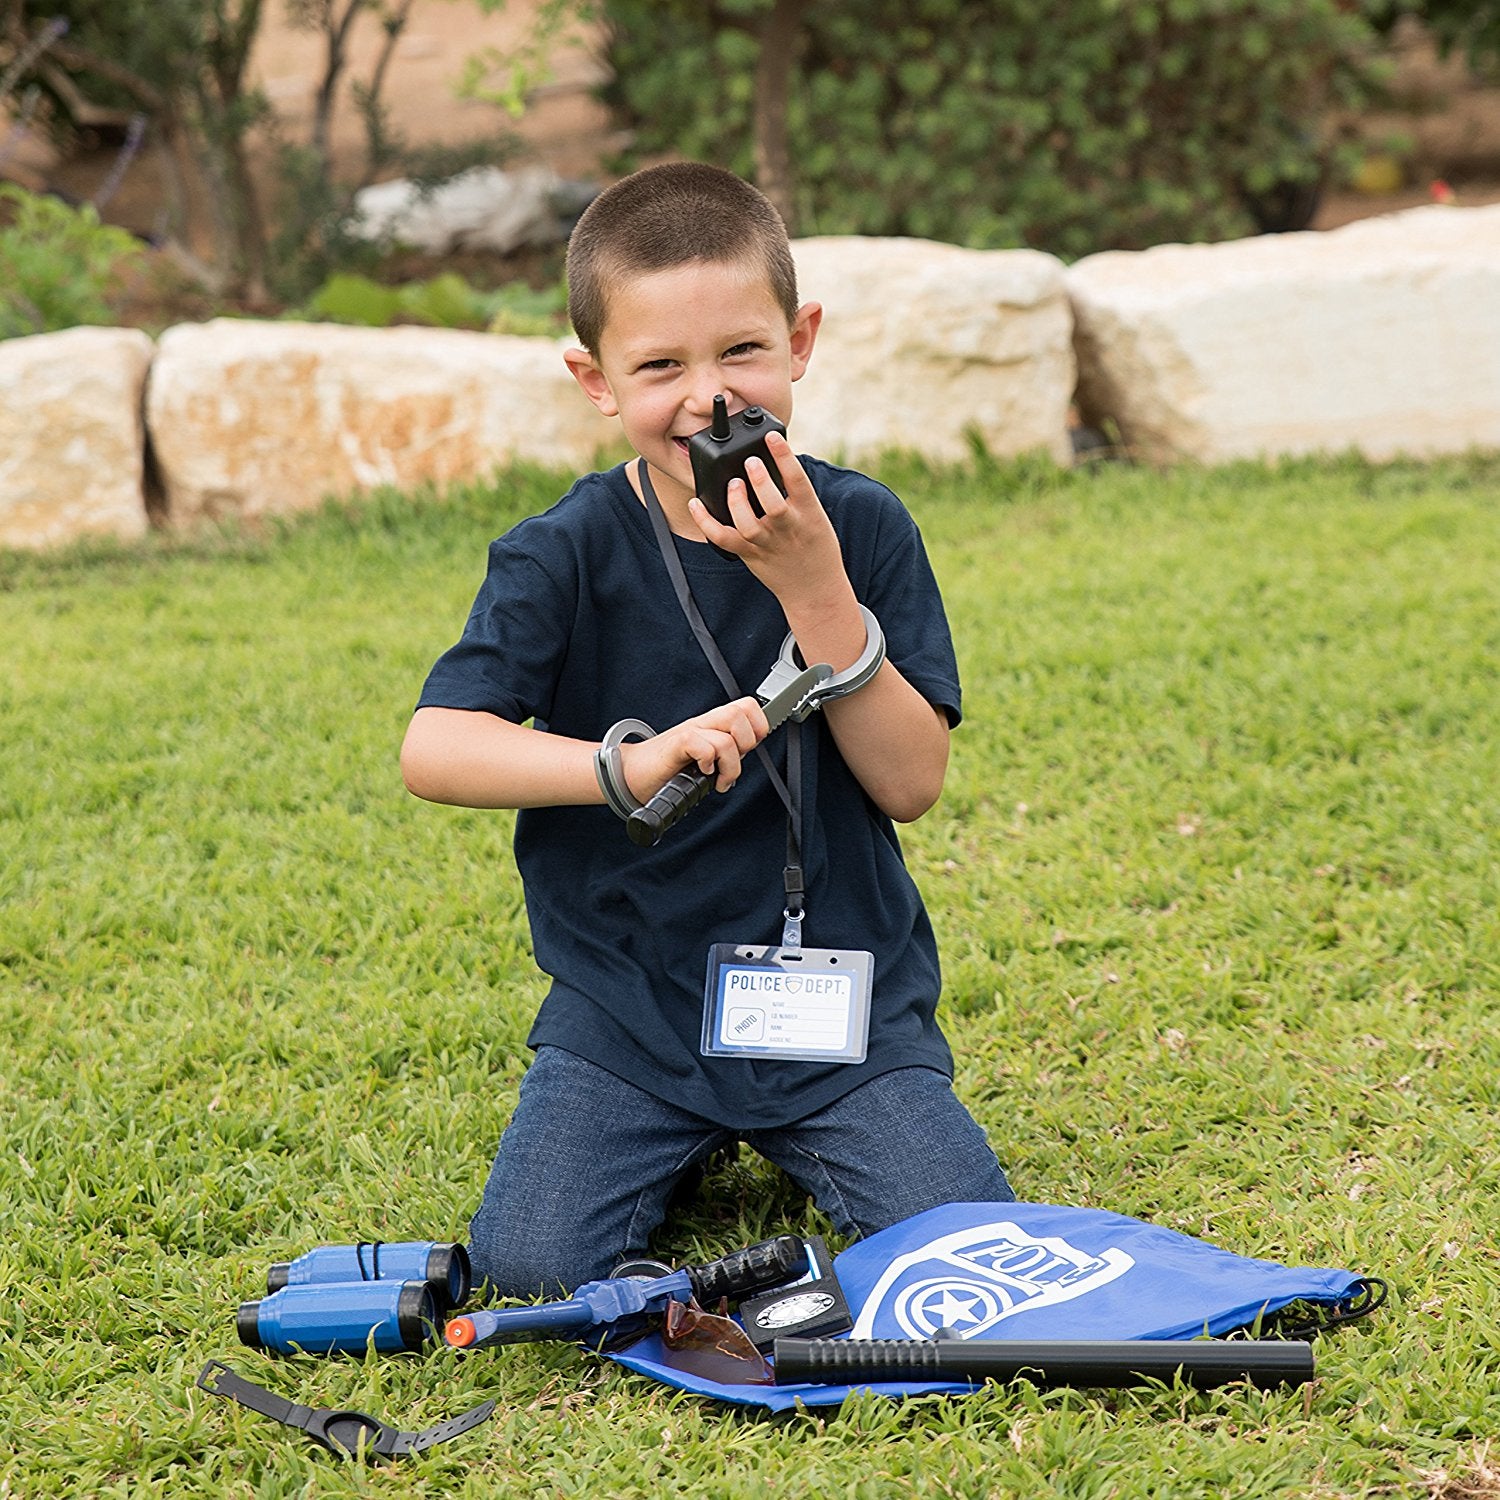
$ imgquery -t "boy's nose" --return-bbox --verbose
[684,381,730,420]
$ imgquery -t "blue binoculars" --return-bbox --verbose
[265,1241,470,1307]
[238,1241,470,1356]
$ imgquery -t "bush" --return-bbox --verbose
[1416,0,1500,75]
[301,269,569,333]
[599,0,1387,257]
[0,186,143,339]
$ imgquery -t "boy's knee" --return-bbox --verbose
[467,1198,613,1301]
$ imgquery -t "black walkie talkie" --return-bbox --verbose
[688,394,788,527]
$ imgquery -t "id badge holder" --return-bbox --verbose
[702,943,873,1064]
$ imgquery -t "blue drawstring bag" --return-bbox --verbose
[604,1202,1381,1410]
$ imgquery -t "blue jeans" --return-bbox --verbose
[467,1045,1014,1298]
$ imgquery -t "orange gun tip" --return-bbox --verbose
[444,1316,477,1348]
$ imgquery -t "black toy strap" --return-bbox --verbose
[196,1360,496,1462]
[637,461,805,911]
[1268,1277,1390,1340]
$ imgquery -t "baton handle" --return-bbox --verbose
[690,1235,809,1305]
[627,767,714,847]
[772,1337,1314,1391]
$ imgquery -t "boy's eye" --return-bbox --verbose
[723,342,759,358]
[639,357,676,372]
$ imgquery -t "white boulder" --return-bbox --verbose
[146,320,617,522]
[1068,204,1500,463]
[0,326,154,552]
[348,166,591,255]
[791,237,1075,465]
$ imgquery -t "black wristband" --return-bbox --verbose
[196,1360,496,1462]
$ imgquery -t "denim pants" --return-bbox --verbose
[467,1044,1014,1298]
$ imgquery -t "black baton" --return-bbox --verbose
[772,1337,1315,1391]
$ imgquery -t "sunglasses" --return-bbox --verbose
[655,1296,773,1386]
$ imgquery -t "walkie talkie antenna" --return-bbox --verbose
[710,393,732,441]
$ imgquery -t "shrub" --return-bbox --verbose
[301,269,570,333]
[1416,0,1500,75]
[0,186,143,339]
[599,0,1387,257]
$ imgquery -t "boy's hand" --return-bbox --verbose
[687,432,847,614]
[619,696,770,802]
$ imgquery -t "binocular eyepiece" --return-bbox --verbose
[238,1240,470,1357]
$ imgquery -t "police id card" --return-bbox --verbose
[702,944,873,1063]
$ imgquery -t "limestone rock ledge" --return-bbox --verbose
[792,237,1075,465]
[0,327,155,551]
[1069,204,1500,463]
[146,320,619,523]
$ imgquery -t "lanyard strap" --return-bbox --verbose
[637,461,807,935]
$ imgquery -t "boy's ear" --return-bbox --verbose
[563,347,619,417]
[789,301,822,382]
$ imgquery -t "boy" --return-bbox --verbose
[401,162,1013,1298]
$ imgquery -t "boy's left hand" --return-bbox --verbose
[687,432,845,611]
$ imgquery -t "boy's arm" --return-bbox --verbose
[686,435,950,823]
[401,700,770,810]
[782,594,951,824]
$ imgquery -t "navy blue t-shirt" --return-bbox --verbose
[416,458,961,1128]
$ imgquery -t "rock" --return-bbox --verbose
[0,326,154,551]
[1069,204,1500,463]
[790,237,1075,466]
[146,320,617,523]
[348,165,597,255]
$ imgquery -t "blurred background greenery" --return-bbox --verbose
[1,1,1498,334]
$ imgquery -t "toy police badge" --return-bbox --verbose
[738,1237,852,1352]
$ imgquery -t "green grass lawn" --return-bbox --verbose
[2,451,1497,1498]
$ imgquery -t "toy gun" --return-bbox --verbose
[444,1234,809,1350]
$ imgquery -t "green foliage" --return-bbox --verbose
[399,269,482,327]
[0,186,142,338]
[600,0,1388,256]
[302,268,570,332]
[263,139,385,302]
[28,0,272,294]
[303,270,404,325]
[20,1,527,302]
[483,276,570,336]
[459,0,603,114]
[3,452,1500,1493]
[1415,0,1500,75]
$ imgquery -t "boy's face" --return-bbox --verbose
[564,258,821,512]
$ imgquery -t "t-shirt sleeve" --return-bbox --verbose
[415,536,572,725]
[862,501,963,728]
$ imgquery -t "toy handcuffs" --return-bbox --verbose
[594,604,886,839]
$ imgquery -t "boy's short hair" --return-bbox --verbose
[566,162,799,354]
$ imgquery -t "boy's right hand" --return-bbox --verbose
[619,696,769,802]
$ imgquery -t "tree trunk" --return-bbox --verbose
[752,0,805,232]
[204,0,270,305]
[312,0,364,171]
[357,0,414,186]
